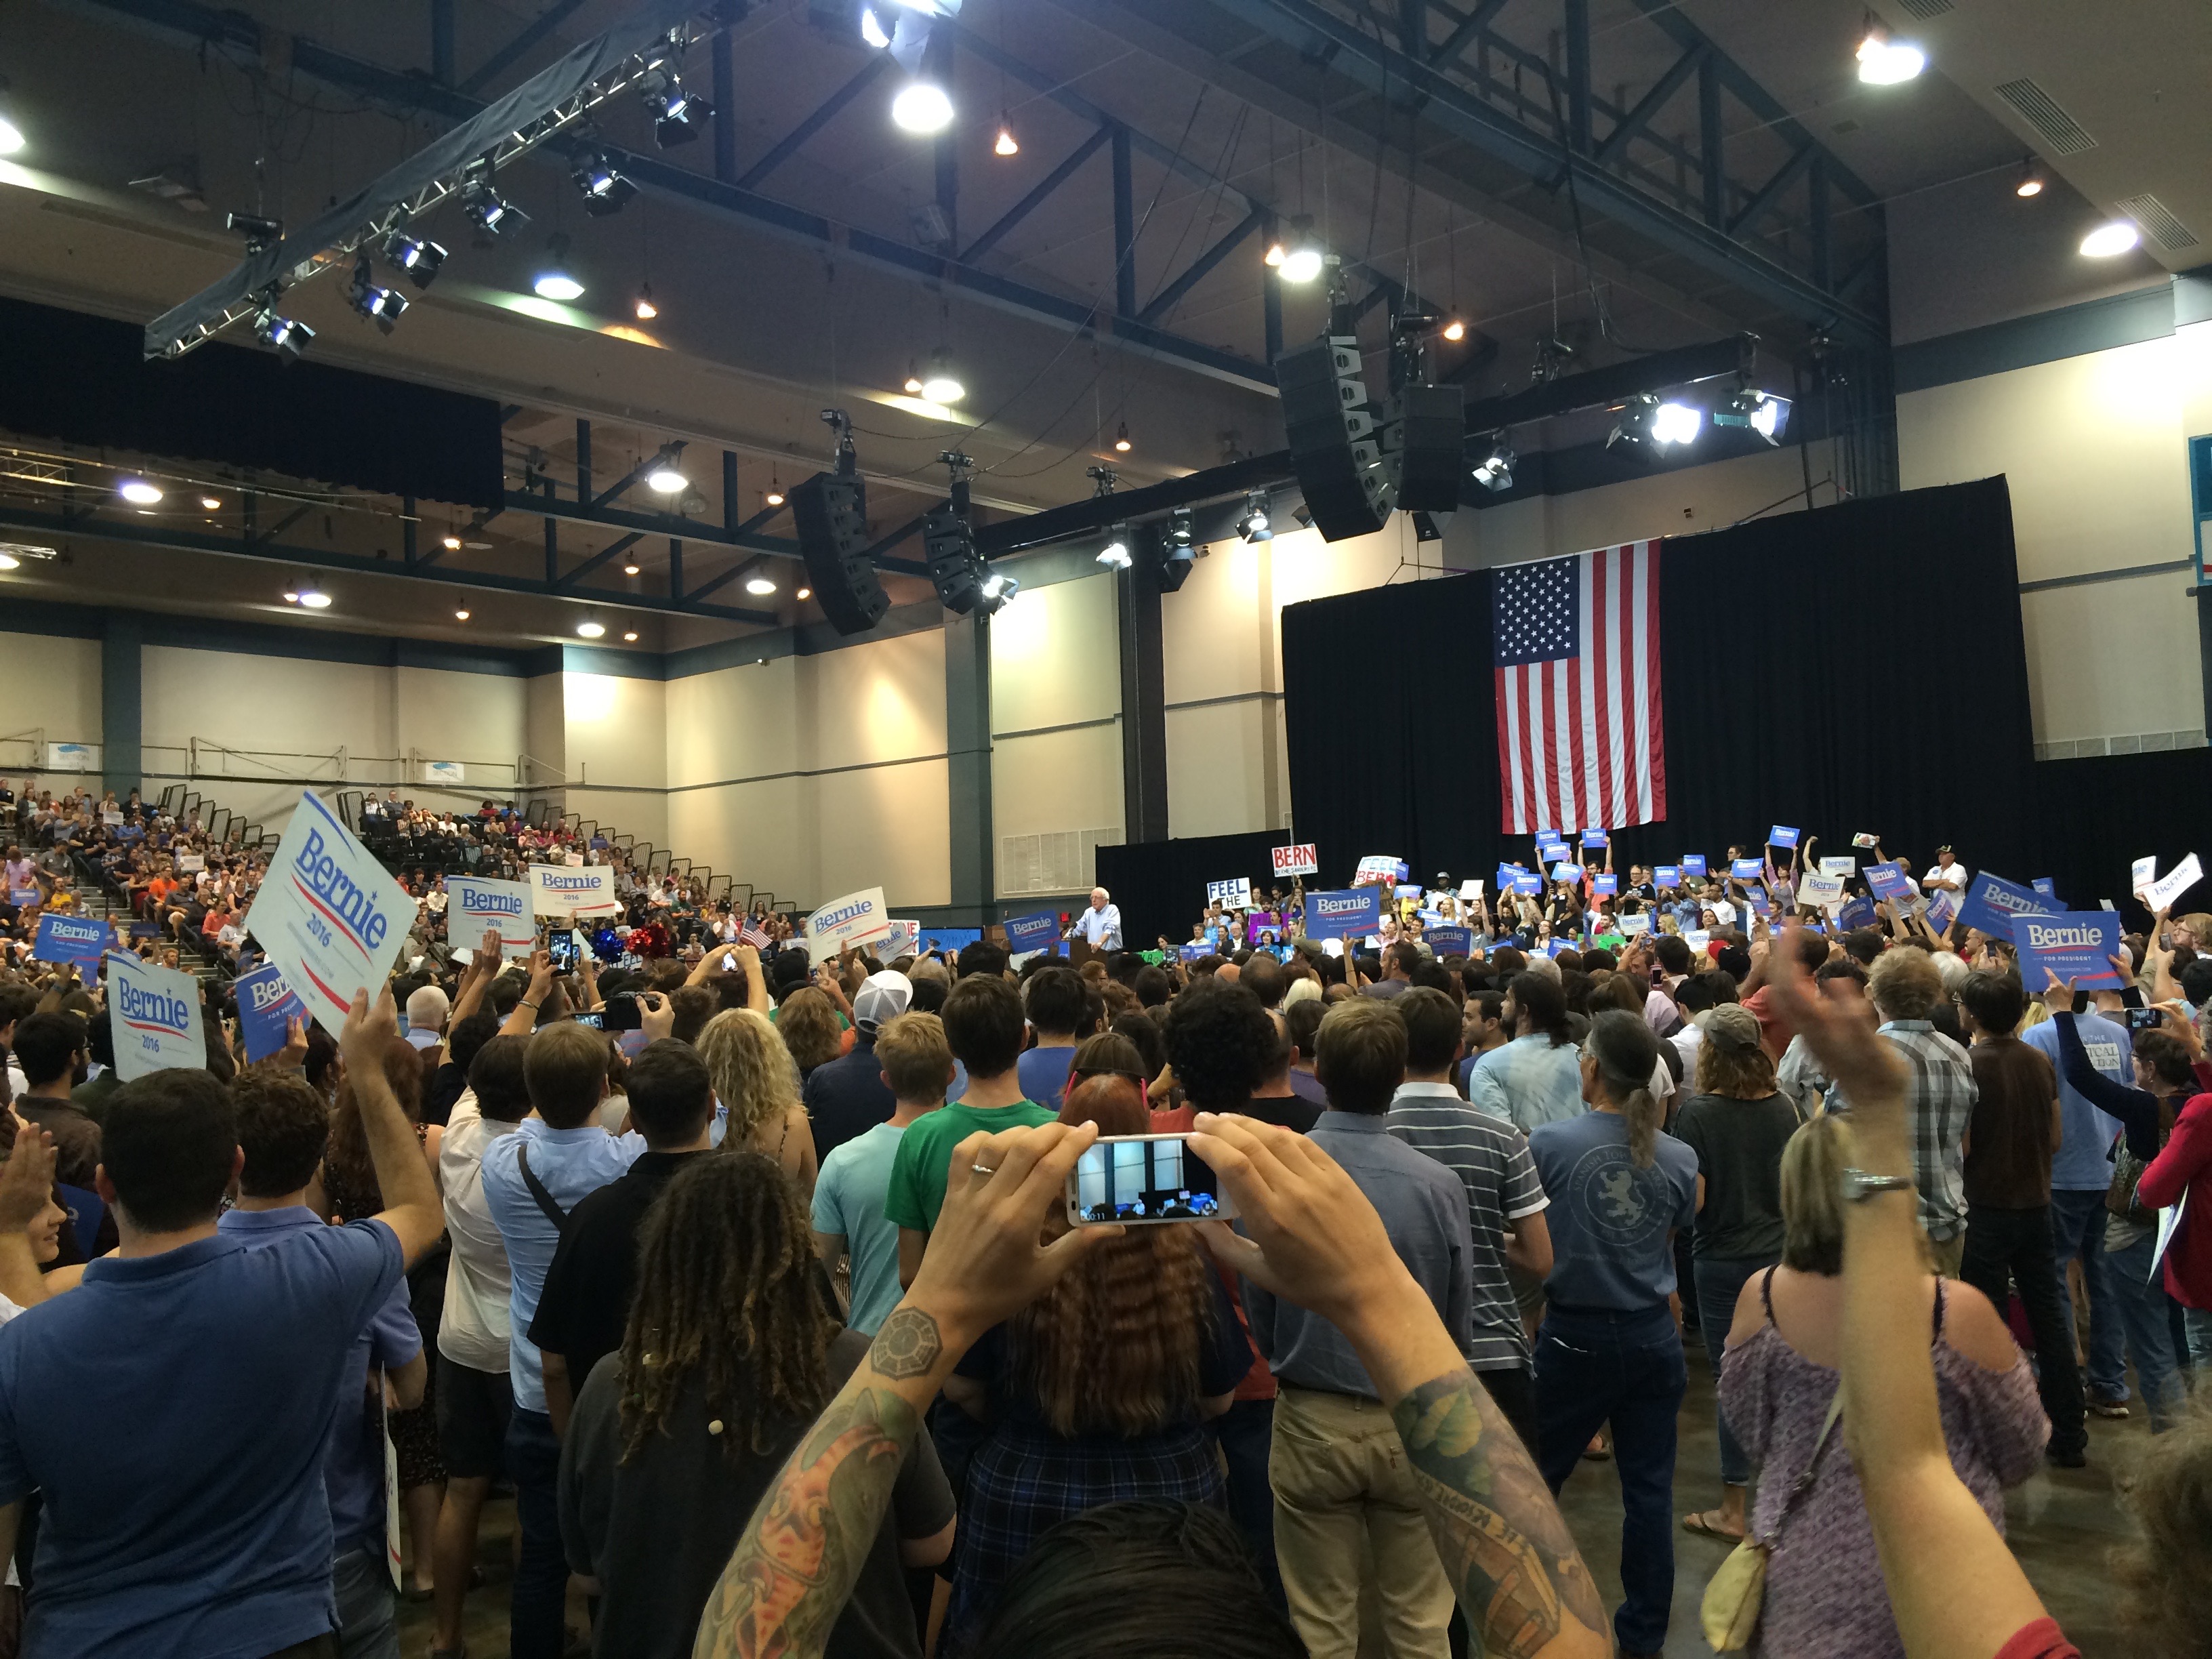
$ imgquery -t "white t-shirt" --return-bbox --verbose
[438,1092,523,1373]
[1925,861,1969,890]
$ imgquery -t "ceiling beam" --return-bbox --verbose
[960,126,1113,264]
[552,530,645,590]
[459,0,594,96]
[737,57,891,191]
[509,490,931,578]
[1593,44,1703,170]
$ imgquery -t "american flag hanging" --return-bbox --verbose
[1492,541,1665,834]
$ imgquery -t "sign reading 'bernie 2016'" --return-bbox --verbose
[247,791,416,1036]
[1302,886,1382,940]
[529,863,622,917]
[450,875,537,958]
[107,950,206,1080]
[806,886,895,959]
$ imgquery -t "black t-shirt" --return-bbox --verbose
[804,1033,898,1166]
[1669,1091,1803,1259]
[422,1061,468,1128]
[1242,1091,1322,1134]
[529,1151,705,1390]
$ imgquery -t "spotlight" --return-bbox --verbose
[1652,401,1704,445]
[796,586,813,600]
[1240,491,1273,543]
[2014,157,2046,199]
[623,630,640,641]
[1441,318,1467,342]
[1471,434,1515,491]
[1856,21,1925,84]
[642,69,711,147]
[764,477,786,507]
[577,620,607,638]
[892,80,954,134]
[1714,386,1792,445]
[634,284,659,320]
[571,151,636,216]
[199,495,222,511]
[382,230,447,288]
[920,351,964,404]
[1096,527,1133,569]
[0,114,21,158]
[462,167,526,240]
[994,117,1019,157]
[454,609,471,621]
[1113,422,1132,453]
[295,586,332,609]
[535,233,584,302]
[1157,512,1197,593]
[2081,220,2140,258]
[253,301,314,361]
[441,533,463,551]
[118,478,163,505]
[860,6,891,47]
[1277,216,1324,284]
[745,575,779,596]
[226,211,284,253]
[1168,507,1194,550]
[347,256,409,334]
[979,571,1017,611]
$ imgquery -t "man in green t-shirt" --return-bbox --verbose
[886,973,1058,1288]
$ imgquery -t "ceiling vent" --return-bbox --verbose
[1992,77,2097,155]
[2114,192,2200,251]
[1893,0,1954,16]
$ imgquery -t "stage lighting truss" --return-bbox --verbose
[144,14,704,360]
[1470,434,1515,492]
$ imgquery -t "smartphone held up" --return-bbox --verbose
[1065,1133,1236,1227]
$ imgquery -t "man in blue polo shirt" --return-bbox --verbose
[0,986,443,1659]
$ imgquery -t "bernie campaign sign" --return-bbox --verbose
[806,886,895,958]
[248,791,415,1036]
[1957,872,2060,944]
[234,962,310,1063]
[1004,911,1062,955]
[530,863,621,918]
[1303,887,1383,941]
[2014,912,2124,990]
[108,950,206,1080]
[1428,926,1473,957]
[1863,862,1915,906]
[1681,855,1708,878]
[451,875,536,958]
[34,914,110,968]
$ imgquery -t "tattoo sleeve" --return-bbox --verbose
[1391,1370,1608,1658]
[693,1313,943,1659]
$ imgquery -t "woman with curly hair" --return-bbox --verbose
[777,985,848,1083]
[938,1071,1252,1647]
[559,1152,955,1659]
[697,1006,817,1198]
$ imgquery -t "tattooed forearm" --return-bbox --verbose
[1392,1370,1608,1658]
[867,1307,943,1379]
[693,1385,921,1659]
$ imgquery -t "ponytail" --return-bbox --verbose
[1621,1086,1662,1169]
[1584,1009,1663,1167]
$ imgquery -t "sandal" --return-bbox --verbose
[1682,1510,1745,1543]
[1582,1433,1611,1461]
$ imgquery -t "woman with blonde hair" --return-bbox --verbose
[697,1008,817,1197]
[939,1071,1249,1646]
[1715,1113,2047,1658]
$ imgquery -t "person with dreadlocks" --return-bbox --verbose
[556,1151,956,1659]
[937,1071,1252,1648]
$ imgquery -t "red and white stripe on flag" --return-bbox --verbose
[1492,540,1665,834]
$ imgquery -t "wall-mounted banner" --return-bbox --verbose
[1004,911,1062,955]
[422,760,466,785]
[108,950,205,1080]
[531,863,621,917]
[1428,926,1474,957]
[1206,878,1254,909]
[1303,886,1383,941]
[1681,855,1707,878]
[249,791,415,1035]
[1271,844,1319,878]
[33,914,111,968]
[234,962,310,1063]
[44,741,98,772]
[1864,862,1915,906]
[2015,912,2125,990]
[1769,825,1799,849]
[805,885,895,958]
[1957,871,2060,943]
[2144,854,2205,914]
[450,876,535,958]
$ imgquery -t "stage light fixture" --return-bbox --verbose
[1856,21,1925,84]
[1471,435,1515,491]
[892,79,954,134]
[571,150,636,216]
[199,494,223,511]
[382,230,447,288]
[642,69,710,147]
[253,301,314,361]
[645,445,689,494]
[347,257,409,334]
[1240,492,1273,542]
[1277,216,1324,284]
[979,571,1017,611]
[995,116,1019,157]
[1096,527,1133,569]
[634,284,659,320]
[1441,318,1467,342]
[861,6,892,47]
[1168,507,1195,552]
[2014,157,2046,199]
[2081,220,2139,258]
[534,233,584,302]
[118,478,162,505]
[1714,386,1791,445]
[577,619,607,638]
[1412,511,1445,542]
[745,576,778,595]
[462,167,526,241]
[1652,401,1704,445]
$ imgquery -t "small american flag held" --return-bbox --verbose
[736,916,771,949]
[1492,541,1665,834]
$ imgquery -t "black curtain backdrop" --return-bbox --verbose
[0,296,506,509]
[1097,830,1286,954]
[1279,476,2205,922]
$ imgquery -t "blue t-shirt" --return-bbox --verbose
[811,1120,912,1335]
[219,1208,422,1553]
[1015,1046,1078,1109]
[2022,1008,2131,1192]
[1528,1111,1698,1311]
[0,1219,404,1658]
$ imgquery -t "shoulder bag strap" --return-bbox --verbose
[1758,1392,1843,1549]
[514,1143,571,1235]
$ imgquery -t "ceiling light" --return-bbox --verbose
[0,115,22,158]
[2081,220,2140,258]
[995,117,1019,157]
[347,255,409,334]
[442,533,463,551]
[860,6,891,48]
[903,370,925,394]
[1471,434,1515,491]
[645,445,689,493]
[571,150,636,216]
[0,553,18,571]
[623,630,640,642]
[454,609,471,621]
[1277,216,1324,284]
[199,494,222,510]
[1855,22,1925,85]
[919,350,964,404]
[745,575,778,596]
[1264,237,1286,268]
[892,79,954,134]
[1240,491,1273,542]
[1714,386,1792,445]
[796,586,812,600]
[118,478,162,505]
[1652,401,1704,445]
[2014,157,2046,199]
[295,586,332,609]
[764,477,786,507]
[577,620,607,638]
[622,561,641,575]
[1113,422,1132,453]
[382,230,447,288]
[253,302,314,361]
[634,284,659,320]
[534,234,584,302]
[1441,318,1467,342]
[283,589,297,602]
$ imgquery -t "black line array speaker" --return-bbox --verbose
[1393,383,1466,514]
[791,470,888,636]
[1276,333,1392,542]
[923,507,986,613]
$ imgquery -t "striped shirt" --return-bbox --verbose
[1387,1084,1549,1372]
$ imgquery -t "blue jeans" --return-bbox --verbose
[2184,1306,2212,1367]
[1693,1255,1774,1489]
[506,1406,567,1659]
[1214,1397,1285,1613]
[2106,1233,2186,1431]
[1534,1305,1686,1656]
[2050,1189,2125,1401]
[332,1540,398,1659]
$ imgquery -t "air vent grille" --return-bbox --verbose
[1894,0,1954,18]
[2114,192,2200,251]
[1992,78,2097,155]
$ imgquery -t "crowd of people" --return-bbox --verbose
[1,814,2211,1659]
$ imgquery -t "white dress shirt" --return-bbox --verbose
[1073,903,1122,950]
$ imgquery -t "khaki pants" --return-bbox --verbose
[1270,1384,1454,1659]
[1927,1231,1966,1279]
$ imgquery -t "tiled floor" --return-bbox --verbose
[400,1348,2153,1658]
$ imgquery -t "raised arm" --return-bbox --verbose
[448,928,502,1027]
[2043,987,2161,1155]
[501,949,554,1038]
[342,985,445,1267]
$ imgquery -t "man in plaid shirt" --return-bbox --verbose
[1860,947,1978,1275]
